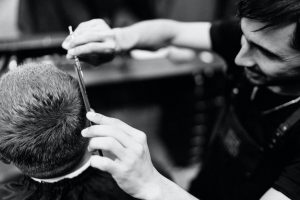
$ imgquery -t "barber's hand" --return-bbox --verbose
[82,112,162,199]
[62,19,118,64]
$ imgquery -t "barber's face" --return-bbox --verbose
[235,18,300,89]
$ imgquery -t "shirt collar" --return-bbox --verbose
[31,157,91,183]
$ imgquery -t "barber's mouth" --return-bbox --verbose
[244,68,262,79]
[243,68,268,84]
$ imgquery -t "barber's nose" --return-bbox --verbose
[234,36,255,67]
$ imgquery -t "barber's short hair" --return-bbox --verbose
[0,63,88,178]
[238,0,300,51]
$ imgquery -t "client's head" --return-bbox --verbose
[0,63,88,179]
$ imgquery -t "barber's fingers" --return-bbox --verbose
[86,112,146,142]
[90,155,119,175]
[82,125,136,148]
[86,112,142,136]
[71,19,111,38]
[67,41,116,57]
[63,31,115,50]
[88,137,126,159]
[62,19,112,48]
[75,19,110,33]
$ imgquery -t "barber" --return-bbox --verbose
[62,0,300,199]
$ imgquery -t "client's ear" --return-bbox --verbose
[0,154,11,164]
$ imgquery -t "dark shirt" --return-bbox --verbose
[0,167,139,200]
[189,19,300,200]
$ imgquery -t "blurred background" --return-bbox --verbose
[0,0,238,189]
[0,0,237,38]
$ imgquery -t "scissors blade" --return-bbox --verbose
[68,26,91,113]
[73,59,91,113]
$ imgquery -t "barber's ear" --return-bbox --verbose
[0,154,11,164]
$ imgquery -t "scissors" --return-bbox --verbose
[68,26,103,156]
[68,26,92,113]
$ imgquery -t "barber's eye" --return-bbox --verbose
[257,49,280,60]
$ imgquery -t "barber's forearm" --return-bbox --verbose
[143,172,199,200]
[114,19,178,51]
[114,19,212,51]
[171,21,212,50]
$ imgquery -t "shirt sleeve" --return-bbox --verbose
[273,161,300,199]
[273,163,300,197]
[273,126,300,199]
[210,18,242,73]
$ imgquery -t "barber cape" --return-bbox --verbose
[0,167,138,200]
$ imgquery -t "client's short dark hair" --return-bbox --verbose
[0,63,88,178]
[238,0,300,51]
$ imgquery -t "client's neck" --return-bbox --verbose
[31,151,92,183]
[74,150,92,171]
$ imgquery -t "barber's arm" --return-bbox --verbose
[82,111,198,200]
[62,19,212,58]
[260,188,290,200]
